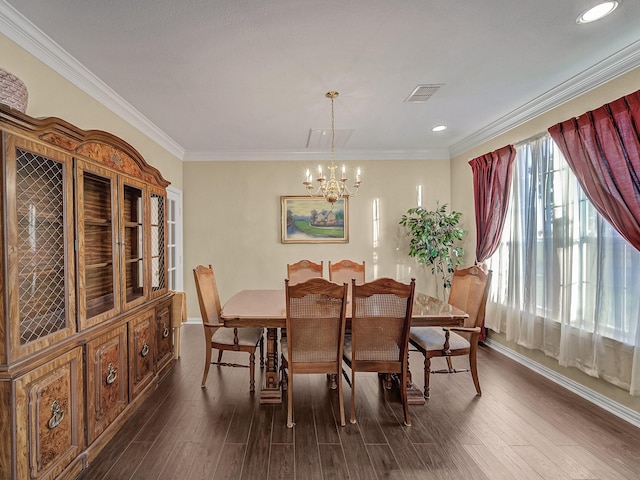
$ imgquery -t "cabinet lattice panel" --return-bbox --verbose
[16,149,67,344]
[151,193,166,292]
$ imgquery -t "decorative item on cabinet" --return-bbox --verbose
[0,67,29,113]
[1,103,173,479]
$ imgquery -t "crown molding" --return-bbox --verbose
[184,148,451,162]
[449,39,640,158]
[0,1,186,160]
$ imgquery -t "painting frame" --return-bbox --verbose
[281,196,349,244]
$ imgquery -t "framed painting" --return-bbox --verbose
[281,196,349,244]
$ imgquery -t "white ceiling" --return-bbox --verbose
[2,0,640,161]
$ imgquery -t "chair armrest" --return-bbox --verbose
[443,326,481,333]
[203,323,240,346]
[437,326,481,353]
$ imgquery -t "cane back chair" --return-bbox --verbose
[287,259,324,285]
[343,277,415,426]
[409,265,491,398]
[281,277,348,428]
[193,265,264,391]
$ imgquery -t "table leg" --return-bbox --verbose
[260,327,282,404]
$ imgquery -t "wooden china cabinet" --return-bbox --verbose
[0,104,173,480]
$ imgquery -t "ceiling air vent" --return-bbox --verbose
[405,84,443,103]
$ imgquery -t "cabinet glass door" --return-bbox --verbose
[149,188,167,298]
[120,178,147,309]
[6,135,76,360]
[76,161,119,328]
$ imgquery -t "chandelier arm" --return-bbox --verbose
[339,182,361,197]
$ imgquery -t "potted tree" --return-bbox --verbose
[399,203,465,300]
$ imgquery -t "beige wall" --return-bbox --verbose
[449,65,640,414]
[1,33,183,188]
[183,159,455,314]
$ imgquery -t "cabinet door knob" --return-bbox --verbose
[48,400,65,429]
[106,362,118,385]
[140,340,150,357]
[162,323,170,338]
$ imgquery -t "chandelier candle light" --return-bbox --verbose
[304,91,362,204]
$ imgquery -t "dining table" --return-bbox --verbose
[221,289,468,405]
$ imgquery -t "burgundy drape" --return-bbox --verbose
[468,145,516,263]
[548,90,640,252]
[468,144,515,342]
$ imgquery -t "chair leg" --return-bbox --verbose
[446,356,453,372]
[424,357,431,398]
[287,372,294,428]
[350,370,357,424]
[202,341,212,387]
[401,367,411,427]
[469,347,481,395]
[337,370,346,427]
[249,352,255,392]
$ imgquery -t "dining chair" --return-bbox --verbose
[328,259,365,297]
[343,277,416,426]
[326,259,365,388]
[409,265,492,398]
[287,259,324,285]
[193,265,264,391]
[281,277,348,428]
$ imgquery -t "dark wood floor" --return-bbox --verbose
[78,324,640,480]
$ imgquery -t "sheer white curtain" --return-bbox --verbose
[486,134,640,395]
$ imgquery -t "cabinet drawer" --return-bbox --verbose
[15,347,84,480]
[128,309,155,400]
[86,325,128,444]
[156,299,173,373]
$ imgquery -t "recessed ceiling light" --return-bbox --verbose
[432,125,447,132]
[576,1,619,24]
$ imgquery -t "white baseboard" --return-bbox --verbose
[484,339,640,429]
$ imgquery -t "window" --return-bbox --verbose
[488,134,640,346]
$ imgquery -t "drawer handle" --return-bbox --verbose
[140,340,149,357]
[48,400,65,430]
[106,363,118,385]
[162,323,170,338]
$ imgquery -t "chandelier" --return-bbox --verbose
[304,91,362,204]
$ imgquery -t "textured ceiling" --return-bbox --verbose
[3,0,640,160]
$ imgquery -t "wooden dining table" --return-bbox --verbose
[221,289,468,405]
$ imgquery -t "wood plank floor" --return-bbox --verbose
[77,325,640,480]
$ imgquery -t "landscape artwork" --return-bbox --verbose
[281,196,348,244]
